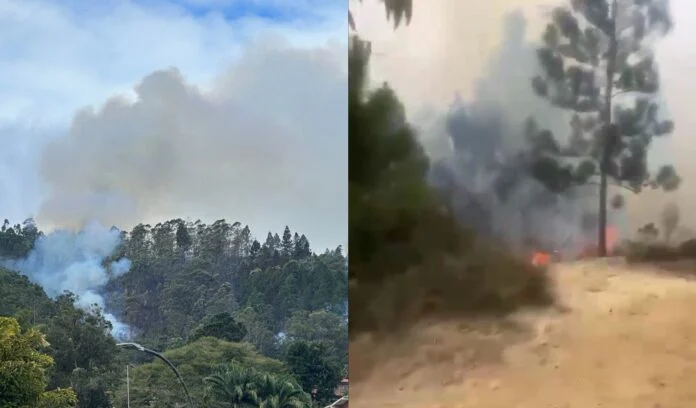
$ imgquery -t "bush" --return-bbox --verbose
[621,239,696,263]
[349,221,553,335]
[678,238,696,257]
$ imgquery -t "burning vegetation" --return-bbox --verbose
[350,0,681,338]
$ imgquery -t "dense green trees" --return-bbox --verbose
[189,312,247,343]
[0,269,120,408]
[529,0,678,255]
[348,35,437,284]
[0,317,77,408]
[113,337,289,406]
[106,220,346,350]
[285,341,342,405]
[0,219,41,259]
[0,218,346,407]
[44,293,120,407]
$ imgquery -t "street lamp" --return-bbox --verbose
[117,342,194,407]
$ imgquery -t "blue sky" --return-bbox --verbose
[0,0,347,251]
[168,0,346,22]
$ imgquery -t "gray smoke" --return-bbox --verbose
[36,37,347,252]
[422,11,626,256]
[4,221,131,339]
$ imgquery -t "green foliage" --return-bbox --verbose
[0,268,121,408]
[349,35,437,284]
[0,317,77,408]
[37,388,78,408]
[0,267,54,327]
[106,219,346,346]
[529,0,678,196]
[284,310,347,367]
[284,341,342,405]
[43,293,120,407]
[113,337,288,407]
[0,219,41,259]
[0,218,346,407]
[190,312,247,343]
[204,363,310,408]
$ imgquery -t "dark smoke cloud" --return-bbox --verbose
[423,11,624,255]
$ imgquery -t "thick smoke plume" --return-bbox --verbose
[421,12,627,256]
[4,221,132,339]
[36,38,347,251]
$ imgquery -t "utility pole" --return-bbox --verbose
[126,364,130,408]
[117,342,194,407]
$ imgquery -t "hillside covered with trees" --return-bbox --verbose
[0,219,347,407]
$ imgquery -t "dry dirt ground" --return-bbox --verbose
[350,258,696,407]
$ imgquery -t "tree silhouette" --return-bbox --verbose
[349,0,413,31]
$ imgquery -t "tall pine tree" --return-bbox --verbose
[530,0,679,255]
[281,226,294,258]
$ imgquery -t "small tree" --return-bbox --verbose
[189,312,247,343]
[284,341,342,405]
[637,222,659,242]
[530,0,679,256]
[661,202,680,243]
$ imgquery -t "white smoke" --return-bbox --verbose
[4,220,131,339]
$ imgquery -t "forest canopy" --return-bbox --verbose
[0,218,347,407]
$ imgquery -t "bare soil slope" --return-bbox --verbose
[350,259,696,407]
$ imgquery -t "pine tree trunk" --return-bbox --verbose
[598,0,618,257]
[598,154,609,256]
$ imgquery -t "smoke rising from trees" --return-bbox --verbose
[3,221,131,338]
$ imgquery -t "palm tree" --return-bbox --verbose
[204,364,311,408]
[349,0,413,31]
[203,364,260,408]
[256,374,310,408]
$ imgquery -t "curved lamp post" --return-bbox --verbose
[117,342,195,407]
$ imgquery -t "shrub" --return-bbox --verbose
[349,225,553,335]
[624,241,678,262]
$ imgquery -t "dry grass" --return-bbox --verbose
[350,259,696,407]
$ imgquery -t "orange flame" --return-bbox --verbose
[605,225,618,250]
[578,226,619,258]
[531,251,551,267]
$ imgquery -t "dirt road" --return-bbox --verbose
[350,259,696,407]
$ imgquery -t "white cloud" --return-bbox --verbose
[0,0,346,250]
